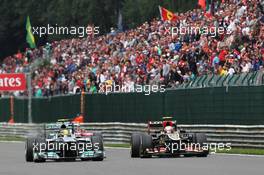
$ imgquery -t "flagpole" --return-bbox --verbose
[158,6,163,21]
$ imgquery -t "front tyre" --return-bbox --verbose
[25,138,35,162]
[131,133,141,158]
[140,134,153,158]
[33,138,46,162]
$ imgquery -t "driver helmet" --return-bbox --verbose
[164,126,174,134]
[60,124,69,136]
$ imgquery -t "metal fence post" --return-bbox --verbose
[27,73,32,123]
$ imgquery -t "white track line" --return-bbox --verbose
[0,140,24,143]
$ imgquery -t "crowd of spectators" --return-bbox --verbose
[0,0,264,97]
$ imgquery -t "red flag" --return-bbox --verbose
[198,0,206,10]
[204,11,213,19]
[73,115,84,123]
[159,6,178,21]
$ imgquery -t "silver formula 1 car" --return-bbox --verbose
[25,119,104,162]
[131,117,209,158]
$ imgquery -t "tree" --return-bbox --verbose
[0,0,197,60]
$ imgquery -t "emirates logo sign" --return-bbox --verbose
[0,73,26,91]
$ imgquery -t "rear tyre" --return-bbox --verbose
[91,135,104,161]
[131,133,141,158]
[93,132,103,140]
[190,133,196,143]
[195,133,209,157]
[25,138,35,162]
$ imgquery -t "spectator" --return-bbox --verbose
[1,0,263,96]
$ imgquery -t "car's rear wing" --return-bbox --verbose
[148,120,177,133]
[148,120,177,127]
[44,121,80,137]
[45,122,73,130]
[45,119,80,130]
[148,121,163,127]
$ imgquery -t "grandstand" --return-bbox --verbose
[0,0,263,98]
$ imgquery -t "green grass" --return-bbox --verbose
[105,143,130,148]
[216,148,264,155]
[0,136,25,142]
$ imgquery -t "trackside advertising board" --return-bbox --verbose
[0,73,26,91]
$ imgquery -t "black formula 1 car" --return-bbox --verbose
[131,117,209,158]
[25,119,104,162]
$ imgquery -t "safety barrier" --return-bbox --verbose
[0,123,263,149]
[1,70,264,124]
[1,85,264,124]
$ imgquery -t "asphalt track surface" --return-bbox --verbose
[0,142,264,175]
